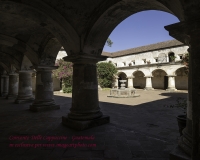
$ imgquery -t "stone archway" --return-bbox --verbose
[152,69,167,89]
[175,67,188,90]
[83,0,183,55]
[133,71,145,89]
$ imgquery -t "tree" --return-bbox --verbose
[53,59,73,93]
[97,62,117,88]
[106,38,113,47]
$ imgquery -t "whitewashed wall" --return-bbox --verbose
[106,46,188,67]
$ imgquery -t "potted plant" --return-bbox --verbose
[164,97,187,136]
[170,55,177,63]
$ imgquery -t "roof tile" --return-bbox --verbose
[102,39,184,58]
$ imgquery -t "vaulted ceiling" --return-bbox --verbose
[0,0,192,73]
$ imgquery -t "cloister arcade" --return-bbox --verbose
[117,66,187,91]
[0,0,199,159]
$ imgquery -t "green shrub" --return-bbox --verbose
[63,87,73,93]
[97,62,117,88]
[61,76,73,93]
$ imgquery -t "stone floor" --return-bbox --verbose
[0,89,188,160]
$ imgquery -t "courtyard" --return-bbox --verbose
[0,89,188,160]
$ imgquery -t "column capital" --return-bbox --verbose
[165,20,200,43]
[167,75,176,77]
[63,54,107,64]
[144,76,153,78]
[127,76,134,79]
[9,73,19,76]
[31,65,58,71]
[19,70,34,73]
[1,74,9,77]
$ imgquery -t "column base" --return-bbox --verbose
[5,94,18,99]
[178,128,192,156]
[1,92,8,97]
[15,97,35,104]
[62,115,110,130]
[30,104,60,112]
[166,88,177,92]
[170,146,191,160]
[144,87,154,91]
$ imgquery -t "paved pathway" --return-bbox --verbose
[0,89,187,160]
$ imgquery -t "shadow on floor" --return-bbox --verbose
[0,92,187,160]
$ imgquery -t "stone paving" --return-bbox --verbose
[0,89,187,160]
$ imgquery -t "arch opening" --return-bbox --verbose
[88,0,183,54]
[133,71,145,89]
[118,72,128,88]
[152,69,167,89]
[175,67,188,90]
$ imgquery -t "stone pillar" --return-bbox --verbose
[1,74,9,96]
[62,55,110,130]
[127,76,135,89]
[187,26,200,160]
[177,46,192,156]
[15,70,34,103]
[113,75,119,88]
[30,66,60,112]
[60,79,64,92]
[144,76,154,90]
[6,73,19,99]
[165,19,200,159]
[0,75,3,96]
[166,75,177,91]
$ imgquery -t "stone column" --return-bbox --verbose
[15,70,34,103]
[186,25,200,159]
[144,76,154,90]
[6,73,19,99]
[165,20,200,159]
[1,74,9,96]
[166,75,177,91]
[30,66,60,112]
[60,79,64,92]
[127,76,135,89]
[62,55,110,130]
[0,75,3,96]
[113,75,119,88]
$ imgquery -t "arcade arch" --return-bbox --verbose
[175,67,188,90]
[118,72,128,88]
[152,69,167,89]
[133,71,145,89]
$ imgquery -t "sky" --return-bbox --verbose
[103,10,179,52]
